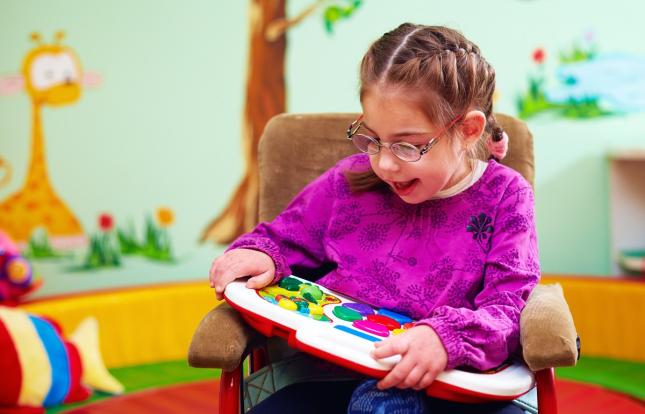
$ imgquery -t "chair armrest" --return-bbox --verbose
[188,302,262,372]
[520,284,579,371]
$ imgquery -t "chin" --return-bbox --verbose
[396,192,429,204]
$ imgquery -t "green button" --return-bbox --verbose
[332,305,363,322]
[279,277,303,291]
[301,285,323,302]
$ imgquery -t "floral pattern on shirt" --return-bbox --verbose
[228,154,540,371]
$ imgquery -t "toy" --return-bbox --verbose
[0,306,124,413]
[224,275,535,403]
[0,230,41,304]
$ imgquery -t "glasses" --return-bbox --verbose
[346,114,463,162]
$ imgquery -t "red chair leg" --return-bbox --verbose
[535,368,557,414]
[220,366,242,414]
[250,347,268,374]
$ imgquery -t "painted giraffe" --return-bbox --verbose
[0,32,96,247]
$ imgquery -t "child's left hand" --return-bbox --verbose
[371,324,448,391]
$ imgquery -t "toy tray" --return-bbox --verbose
[224,275,534,403]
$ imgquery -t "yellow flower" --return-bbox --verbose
[156,207,174,227]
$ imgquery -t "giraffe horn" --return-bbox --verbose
[29,32,42,45]
[54,30,66,45]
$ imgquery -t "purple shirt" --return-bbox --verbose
[229,154,540,370]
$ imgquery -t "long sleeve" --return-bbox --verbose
[227,163,343,283]
[417,177,540,371]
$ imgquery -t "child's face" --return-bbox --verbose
[361,87,471,204]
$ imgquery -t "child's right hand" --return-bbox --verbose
[209,248,276,300]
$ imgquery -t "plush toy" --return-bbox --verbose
[0,306,124,413]
[0,230,41,304]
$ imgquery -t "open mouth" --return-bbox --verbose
[391,179,419,195]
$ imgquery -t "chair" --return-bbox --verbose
[188,113,579,414]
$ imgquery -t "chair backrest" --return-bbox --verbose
[258,113,534,222]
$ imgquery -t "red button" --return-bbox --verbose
[367,314,400,330]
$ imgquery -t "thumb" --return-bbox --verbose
[246,270,274,289]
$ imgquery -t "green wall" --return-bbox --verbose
[1,0,644,294]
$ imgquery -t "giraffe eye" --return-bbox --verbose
[29,53,79,90]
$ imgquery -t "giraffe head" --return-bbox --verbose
[22,31,82,106]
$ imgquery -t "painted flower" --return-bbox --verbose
[532,48,546,64]
[466,213,494,241]
[98,213,114,232]
[156,207,174,227]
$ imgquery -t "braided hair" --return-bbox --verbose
[348,24,504,191]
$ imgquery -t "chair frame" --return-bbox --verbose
[211,112,564,414]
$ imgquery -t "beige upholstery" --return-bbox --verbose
[521,284,578,371]
[188,112,576,373]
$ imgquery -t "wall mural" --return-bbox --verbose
[0,32,90,248]
[0,32,179,294]
[517,32,645,119]
[200,0,363,244]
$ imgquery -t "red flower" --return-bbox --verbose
[98,213,114,231]
[532,48,546,64]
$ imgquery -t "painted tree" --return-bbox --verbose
[201,0,362,244]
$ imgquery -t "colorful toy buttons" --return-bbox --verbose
[257,277,416,341]
[257,277,342,322]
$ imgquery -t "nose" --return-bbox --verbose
[376,146,401,172]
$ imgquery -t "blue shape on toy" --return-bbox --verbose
[334,325,381,343]
[377,309,413,325]
[343,302,374,316]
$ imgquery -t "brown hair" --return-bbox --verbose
[346,23,503,192]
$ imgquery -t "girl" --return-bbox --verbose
[210,23,538,414]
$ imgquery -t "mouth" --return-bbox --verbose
[390,178,419,196]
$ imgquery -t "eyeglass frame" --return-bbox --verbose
[346,113,465,162]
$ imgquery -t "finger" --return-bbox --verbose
[209,257,223,288]
[246,270,274,289]
[213,266,247,299]
[398,365,425,390]
[372,337,408,359]
[377,353,416,390]
[413,371,437,391]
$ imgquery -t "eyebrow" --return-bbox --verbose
[361,121,430,139]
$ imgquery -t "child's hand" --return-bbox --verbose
[371,324,448,391]
[209,248,276,300]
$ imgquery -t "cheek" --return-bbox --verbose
[368,155,389,179]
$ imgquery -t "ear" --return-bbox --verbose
[0,75,24,96]
[458,110,486,148]
[82,71,102,88]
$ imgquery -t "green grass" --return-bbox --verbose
[24,229,67,259]
[556,356,645,400]
[47,360,220,414]
[116,216,174,262]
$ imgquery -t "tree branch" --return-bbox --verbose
[265,0,325,42]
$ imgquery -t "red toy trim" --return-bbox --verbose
[224,294,531,404]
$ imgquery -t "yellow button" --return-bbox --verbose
[309,304,324,315]
[278,299,298,311]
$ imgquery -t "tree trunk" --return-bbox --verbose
[201,0,286,244]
